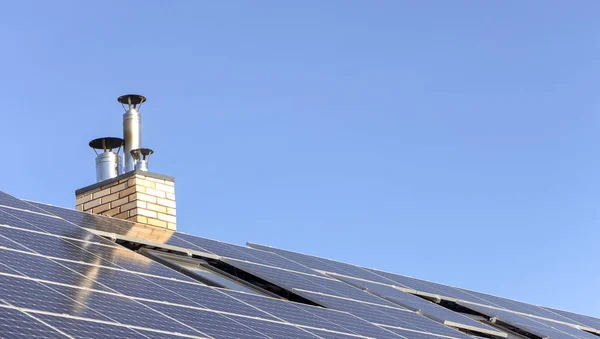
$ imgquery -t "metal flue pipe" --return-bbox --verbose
[118,94,146,172]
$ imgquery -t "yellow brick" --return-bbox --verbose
[121,200,145,212]
[163,180,175,187]
[93,188,112,199]
[166,193,176,200]
[146,177,165,184]
[156,197,176,208]
[75,194,91,206]
[145,188,166,198]
[167,222,177,230]
[155,183,175,193]
[114,211,129,219]
[133,178,155,188]
[157,213,176,223]
[130,192,157,204]
[83,198,102,210]
[147,218,167,228]
[128,215,147,224]
[110,182,128,194]
[76,205,83,211]
[92,203,111,214]
[134,208,157,218]
[102,192,120,204]
[119,185,144,198]
[167,207,176,216]
[78,187,100,197]
[146,203,167,213]
[103,206,121,217]
[111,197,129,208]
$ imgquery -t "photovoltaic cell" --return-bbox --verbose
[330,274,504,336]
[172,233,318,275]
[44,283,203,336]
[0,208,109,245]
[0,191,52,215]
[0,307,65,339]
[457,288,586,326]
[302,329,366,339]
[298,291,470,339]
[148,277,277,319]
[248,243,403,284]
[383,327,451,339]
[542,307,600,331]
[461,303,597,339]
[32,313,145,339]
[0,274,112,320]
[0,233,30,251]
[224,290,405,339]
[228,316,319,339]
[0,249,111,290]
[138,302,266,339]
[222,290,355,334]
[227,259,396,306]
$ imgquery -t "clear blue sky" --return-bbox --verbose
[0,1,598,317]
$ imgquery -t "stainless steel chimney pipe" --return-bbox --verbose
[89,137,124,183]
[118,95,146,172]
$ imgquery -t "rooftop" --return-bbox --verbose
[0,189,597,339]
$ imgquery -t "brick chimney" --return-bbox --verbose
[76,94,176,230]
[75,171,176,230]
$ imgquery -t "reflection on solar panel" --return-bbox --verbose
[0,192,597,339]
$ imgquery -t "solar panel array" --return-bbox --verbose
[0,190,597,338]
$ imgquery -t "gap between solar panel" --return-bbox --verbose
[133,247,324,307]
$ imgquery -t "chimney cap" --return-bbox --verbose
[117,94,146,106]
[130,148,154,158]
[89,137,124,151]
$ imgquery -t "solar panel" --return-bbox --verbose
[223,290,405,339]
[297,290,471,339]
[4,191,599,339]
[382,327,455,339]
[329,274,506,337]
[542,307,600,332]
[31,313,152,339]
[0,192,53,215]
[456,287,589,327]
[461,303,598,339]
[0,306,65,338]
[0,207,108,243]
[225,258,399,306]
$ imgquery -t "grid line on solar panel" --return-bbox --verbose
[0,225,196,281]
[458,302,599,339]
[247,242,406,285]
[0,249,282,324]
[0,223,121,250]
[222,290,405,339]
[296,290,471,339]
[327,274,506,337]
[379,325,461,339]
[0,207,118,246]
[225,258,403,306]
[0,191,56,215]
[249,243,510,309]
[456,287,594,329]
[0,273,210,337]
[542,307,600,332]
[8,307,209,339]
[0,306,68,338]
